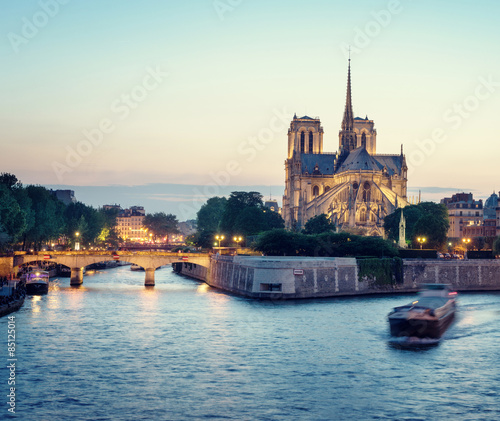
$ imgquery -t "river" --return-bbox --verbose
[1,265,499,420]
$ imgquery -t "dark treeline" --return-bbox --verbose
[191,191,285,248]
[254,229,398,257]
[0,173,119,251]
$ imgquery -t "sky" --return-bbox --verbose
[1,0,499,218]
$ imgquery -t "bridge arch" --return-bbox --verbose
[14,252,211,286]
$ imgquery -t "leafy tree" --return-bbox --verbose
[254,229,398,257]
[0,185,27,246]
[262,208,285,231]
[494,237,500,255]
[303,214,336,235]
[252,229,300,256]
[196,197,227,233]
[220,191,263,235]
[63,202,105,246]
[143,212,179,243]
[384,202,449,249]
[24,186,65,249]
[0,173,22,190]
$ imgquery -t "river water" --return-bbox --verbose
[2,265,500,420]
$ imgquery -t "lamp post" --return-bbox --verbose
[462,238,471,259]
[75,232,80,251]
[233,236,243,247]
[215,235,225,248]
[417,237,426,250]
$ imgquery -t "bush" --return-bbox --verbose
[254,230,398,258]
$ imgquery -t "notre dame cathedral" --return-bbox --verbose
[283,59,408,236]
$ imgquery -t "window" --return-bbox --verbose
[362,181,371,202]
[300,132,305,153]
[313,185,319,197]
[360,210,367,222]
[309,131,313,153]
[361,132,367,147]
[260,283,282,292]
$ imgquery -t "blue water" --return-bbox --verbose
[1,266,500,420]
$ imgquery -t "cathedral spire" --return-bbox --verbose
[339,55,357,155]
[342,57,354,132]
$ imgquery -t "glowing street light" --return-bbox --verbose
[215,235,225,248]
[75,231,80,251]
[233,236,243,247]
[462,238,471,259]
[417,237,426,250]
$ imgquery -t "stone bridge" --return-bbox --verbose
[14,251,211,286]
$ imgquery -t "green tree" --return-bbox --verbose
[196,197,227,233]
[254,230,398,257]
[384,202,449,249]
[143,212,179,243]
[262,208,285,231]
[494,237,500,255]
[303,214,336,235]
[0,184,27,247]
[0,173,22,190]
[24,186,65,250]
[220,191,263,236]
[63,202,105,246]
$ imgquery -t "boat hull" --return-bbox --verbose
[26,282,49,295]
[389,311,455,338]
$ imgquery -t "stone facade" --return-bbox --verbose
[282,60,408,235]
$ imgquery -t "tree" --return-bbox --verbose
[411,213,449,249]
[0,185,27,246]
[384,202,449,249]
[197,197,227,233]
[262,208,285,231]
[303,214,336,235]
[24,186,65,249]
[143,212,179,243]
[0,173,22,190]
[494,237,500,255]
[254,229,398,257]
[220,191,263,235]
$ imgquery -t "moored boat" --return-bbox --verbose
[24,270,50,295]
[388,284,457,339]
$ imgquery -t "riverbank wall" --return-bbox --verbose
[174,256,500,299]
[0,257,14,278]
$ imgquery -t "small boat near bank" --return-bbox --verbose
[388,284,457,340]
[0,280,26,317]
[24,270,50,295]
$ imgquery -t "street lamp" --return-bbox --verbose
[75,232,80,251]
[417,237,426,250]
[215,234,225,248]
[462,238,471,259]
[233,236,243,247]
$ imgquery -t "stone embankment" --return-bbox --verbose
[174,256,500,299]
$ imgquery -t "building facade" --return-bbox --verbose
[104,205,147,242]
[441,193,483,238]
[282,60,408,236]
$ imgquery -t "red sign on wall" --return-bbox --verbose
[43,254,51,260]
[112,254,120,260]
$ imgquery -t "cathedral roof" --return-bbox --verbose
[373,155,404,176]
[338,146,382,172]
[300,154,336,175]
[298,115,316,120]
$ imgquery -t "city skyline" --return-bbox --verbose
[2,1,500,216]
